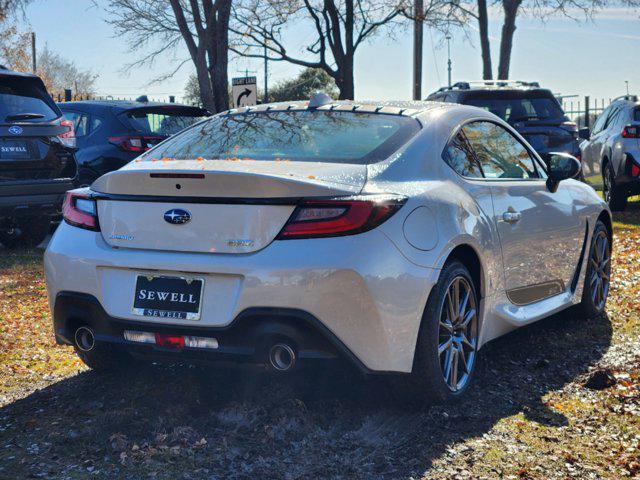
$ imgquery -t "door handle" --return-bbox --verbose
[502,210,522,223]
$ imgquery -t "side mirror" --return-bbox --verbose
[546,152,581,193]
[578,127,590,140]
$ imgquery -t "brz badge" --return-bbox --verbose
[8,126,23,135]
[164,208,191,225]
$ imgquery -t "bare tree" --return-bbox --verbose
[231,0,408,99]
[457,0,640,80]
[105,0,232,113]
[0,0,31,23]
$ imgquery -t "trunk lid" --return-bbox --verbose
[93,159,366,253]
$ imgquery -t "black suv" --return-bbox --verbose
[427,81,583,164]
[58,100,208,185]
[0,67,77,248]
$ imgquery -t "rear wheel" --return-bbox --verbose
[402,261,480,403]
[0,218,50,249]
[575,220,611,317]
[603,162,627,211]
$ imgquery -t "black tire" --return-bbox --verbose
[575,220,612,318]
[0,218,50,249]
[75,343,132,373]
[603,162,627,211]
[399,261,480,404]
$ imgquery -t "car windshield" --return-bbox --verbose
[0,76,59,123]
[466,95,566,123]
[125,108,208,136]
[144,110,421,164]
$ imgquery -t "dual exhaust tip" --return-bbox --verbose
[74,326,298,372]
[268,343,296,372]
[74,326,95,352]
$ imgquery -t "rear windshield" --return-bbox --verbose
[124,107,208,136]
[465,94,566,123]
[0,75,60,123]
[144,110,421,164]
[634,108,640,122]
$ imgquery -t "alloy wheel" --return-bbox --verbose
[589,230,611,312]
[438,276,478,392]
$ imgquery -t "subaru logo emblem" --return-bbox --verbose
[164,209,191,225]
[8,126,22,135]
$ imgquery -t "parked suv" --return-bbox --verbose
[0,66,77,248]
[580,95,640,211]
[427,81,582,165]
[58,100,209,185]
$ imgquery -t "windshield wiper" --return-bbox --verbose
[5,113,45,121]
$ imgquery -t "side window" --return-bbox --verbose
[462,121,540,180]
[591,106,611,135]
[63,110,89,137]
[444,132,484,178]
[90,116,103,133]
[603,106,621,131]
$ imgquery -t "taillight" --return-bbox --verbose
[560,122,578,135]
[108,136,163,152]
[622,125,640,138]
[277,195,406,239]
[632,163,640,177]
[62,190,99,231]
[58,119,76,148]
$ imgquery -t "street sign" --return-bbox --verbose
[232,76,257,108]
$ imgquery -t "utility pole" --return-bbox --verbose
[412,0,423,100]
[263,44,269,103]
[31,32,36,73]
[446,35,452,88]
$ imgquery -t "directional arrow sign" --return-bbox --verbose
[232,76,257,108]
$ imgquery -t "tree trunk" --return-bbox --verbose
[497,0,520,80]
[337,57,354,99]
[477,0,492,80]
[195,52,216,112]
[212,0,231,112]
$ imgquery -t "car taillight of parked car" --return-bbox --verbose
[277,195,406,239]
[57,119,76,148]
[622,125,640,139]
[62,190,99,231]
[560,122,579,136]
[108,135,164,152]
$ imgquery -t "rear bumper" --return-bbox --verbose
[0,179,74,220]
[44,222,439,373]
[53,292,370,371]
[616,153,640,195]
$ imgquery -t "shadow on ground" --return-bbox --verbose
[0,310,612,479]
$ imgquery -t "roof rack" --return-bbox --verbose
[612,94,638,103]
[436,80,541,93]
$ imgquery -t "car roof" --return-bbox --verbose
[58,100,204,112]
[227,99,453,118]
[0,65,41,79]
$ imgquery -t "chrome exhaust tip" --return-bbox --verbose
[74,326,95,352]
[268,343,296,372]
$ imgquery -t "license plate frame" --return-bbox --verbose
[132,274,205,321]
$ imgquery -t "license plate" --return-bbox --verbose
[0,140,31,160]
[132,275,204,320]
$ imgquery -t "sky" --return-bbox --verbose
[21,1,640,105]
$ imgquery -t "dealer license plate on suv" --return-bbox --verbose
[132,275,204,320]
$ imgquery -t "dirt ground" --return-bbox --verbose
[0,202,638,480]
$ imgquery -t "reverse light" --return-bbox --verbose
[108,135,163,152]
[58,119,76,148]
[62,190,99,231]
[277,195,406,239]
[622,125,640,138]
[123,331,219,350]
